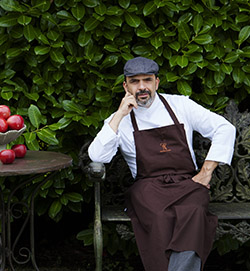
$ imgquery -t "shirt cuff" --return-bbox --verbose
[205,144,235,165]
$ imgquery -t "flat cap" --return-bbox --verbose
[124,57,159,77]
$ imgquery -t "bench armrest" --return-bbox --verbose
[87,162,106,181]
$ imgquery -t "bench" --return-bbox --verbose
[79,100,250,271]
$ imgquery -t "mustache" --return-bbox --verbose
[135,89,151,99]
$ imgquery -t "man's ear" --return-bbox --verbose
[156,77,160,90]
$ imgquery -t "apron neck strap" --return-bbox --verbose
[130,110,139,131]
[130,93,180,131]
[158,94,180,125]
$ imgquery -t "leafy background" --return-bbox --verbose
[0,0,250,267]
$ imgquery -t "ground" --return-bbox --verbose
[4,213,249,271]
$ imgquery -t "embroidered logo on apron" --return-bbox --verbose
[160,142,171,153]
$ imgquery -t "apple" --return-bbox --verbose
[0,105,11,120]
[0,149,15,164]
[11,144,27,158]
[0,117,8,133]
[6,115,24,130]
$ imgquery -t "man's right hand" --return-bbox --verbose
[118,92,138,116]
[109,93,138,133]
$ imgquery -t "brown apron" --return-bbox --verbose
[125,94,218,271]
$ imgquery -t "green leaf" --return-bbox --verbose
[193,14,203,34]
[177,80,192,96]
[194,34,213,45]
[0,14,18,27]
[108,16,123,27]
[37,128,59,145]
[168,41,180,51]
[177,55,189,68]
[24,92,39,101]
[62,100,83,113]
[235,14,249,24]
[49,200,62,219]
[124,12,141,28]
[224,52,238,63]
[34,46,50,55]
[232,68,245,84]
[143,1,157,16]
[44,86,54,95]
[166,72,180,82]
[214,70,225,84]
[178,22,191,41]
[28,104,43,129]
[57,10,73,19]
[6,48,22,58]
[0,0,26,12]
[183,63,197,75]
[25,138,40,151]
[50,49,65,64]
[101,55,119,69]
[23,24,36,42]
[104,44,119,52]
[24,132,36,144]
[119,0,130,9]
[199,93,214,105]
[47,30,60,41]
[238,25,250,46]
[32,0,50,12]
[76,229,93,245]
[106,6,123,15]
[95,91,112,102]
[150,35,162,49]
[53,70,63,82]
[64,192,83,202]
[0,69,15,80]
[136,25,153,38]
[32,75,44,85]
[77,30,91,47]
[42,12,57,25]
[83,0,99,8]
[244,75,250,87]
[71,4,85,20]
[84,17,100,31]
[37,33,50,45]
[1,92,13,101]
[95,3,107,15]
[18,15,32,26]
[221,63,233,75]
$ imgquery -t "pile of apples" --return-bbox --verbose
[0,105,27,164]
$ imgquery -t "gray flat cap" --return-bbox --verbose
[124,57,159,77]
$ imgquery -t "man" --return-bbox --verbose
[88,57,236,271]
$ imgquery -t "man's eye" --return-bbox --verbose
[130,80,138,84]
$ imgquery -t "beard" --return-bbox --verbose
[135,89,155,108]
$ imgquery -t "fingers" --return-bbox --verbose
[118,93,138,116]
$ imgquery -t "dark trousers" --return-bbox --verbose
[168,251,201,271]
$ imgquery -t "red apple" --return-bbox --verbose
[6,115,24,130]
[0,117,8,133]
[11,144,27,158]
[0,149,15,164]
[0,105,11,120]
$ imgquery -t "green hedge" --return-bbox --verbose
[0,0,249,220]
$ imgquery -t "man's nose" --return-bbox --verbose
[138,80,146,90]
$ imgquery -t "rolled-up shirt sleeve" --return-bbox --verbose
[88,121,120,163]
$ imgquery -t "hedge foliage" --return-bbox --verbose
[0,0,250,220]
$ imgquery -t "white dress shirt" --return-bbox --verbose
[88,93,236,179]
